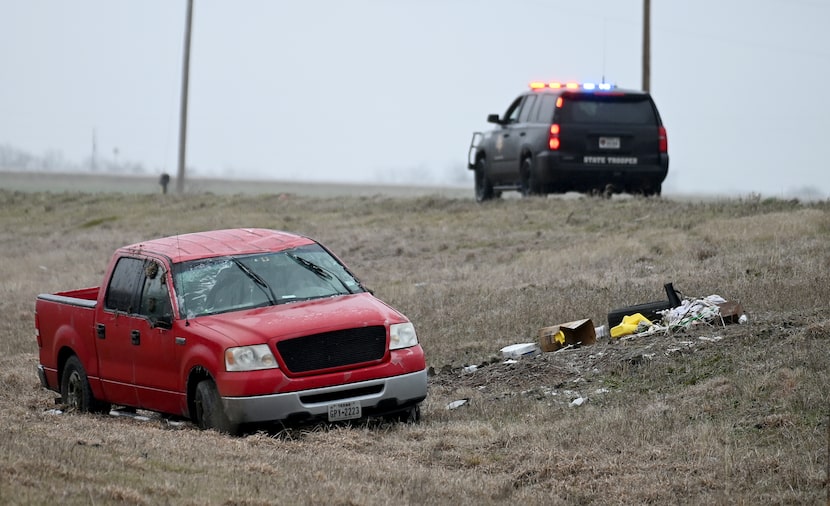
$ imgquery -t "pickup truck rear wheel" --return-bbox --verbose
[61,355,110,414]
[194,379,238,435]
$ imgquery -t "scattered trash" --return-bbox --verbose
[607,282,681,328]
[662,295,746,331]
[539,319,597,352]
[446,399,469,410]
[570,397,586,407]
[462,365,478,373]
[110,409,151,422]
[605,288,747,339]
[502,359,518,364]
[594,324,609,339]
[610,313,653,338]
[45,409,62,415]
[716,300,747,324]
[500,342,542,359]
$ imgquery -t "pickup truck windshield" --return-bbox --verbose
[172,244,364,318]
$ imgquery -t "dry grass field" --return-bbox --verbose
[0,172,828,505]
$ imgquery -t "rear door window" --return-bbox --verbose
[534,94,558,124]
[559,95,657,125]
[518,94,537,123]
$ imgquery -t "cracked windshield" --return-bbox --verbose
[173,244,362,318]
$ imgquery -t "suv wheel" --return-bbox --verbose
[643,182,662,197]
[474,158,495,202]
[519,157,542,197]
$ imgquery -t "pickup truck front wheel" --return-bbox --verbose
[61,355,110,414]
[194,379,238,435]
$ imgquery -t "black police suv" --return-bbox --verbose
[467,82,669,201]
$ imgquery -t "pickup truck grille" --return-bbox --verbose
[276,326,387,373]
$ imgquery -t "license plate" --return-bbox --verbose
[598,137,620,149]
[328,400,362,422]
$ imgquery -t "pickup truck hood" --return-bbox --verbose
[191,293,405,347]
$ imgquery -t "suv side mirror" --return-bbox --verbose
[487,114,501,124]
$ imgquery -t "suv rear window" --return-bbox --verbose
[558,95,657,125]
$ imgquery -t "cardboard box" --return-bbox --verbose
[717,301,745,324]
[539,318,597,352]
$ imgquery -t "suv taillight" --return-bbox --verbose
[548,124,561,150]
[658,126,668,153]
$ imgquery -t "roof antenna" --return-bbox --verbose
[601,17,607,84]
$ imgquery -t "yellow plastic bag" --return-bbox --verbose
[610,313,652,338]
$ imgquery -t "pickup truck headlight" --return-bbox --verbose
[225,344,278,372]
[389,322,418,350]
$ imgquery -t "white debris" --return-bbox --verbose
[570,397,586,407]
[446,399,468,410]
[500,343,541,359]
[462,365,478,373]
[659,295,726,331]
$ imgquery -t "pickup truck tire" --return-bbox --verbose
[194,379,238,435]
[61,355,110,414]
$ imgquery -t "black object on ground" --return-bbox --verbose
[607,283,682,328]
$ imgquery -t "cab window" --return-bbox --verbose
[503,96,525,124]
[105,257,143,312]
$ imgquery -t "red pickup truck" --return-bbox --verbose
[35,228,427,433]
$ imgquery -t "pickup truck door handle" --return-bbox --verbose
[131,330,140,346]
[96,324,106,340]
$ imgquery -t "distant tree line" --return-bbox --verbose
[0,143,148,175]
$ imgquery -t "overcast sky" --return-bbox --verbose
[1,0,828,197]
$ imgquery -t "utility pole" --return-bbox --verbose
[176,0,194,194]
[642,0,651,92]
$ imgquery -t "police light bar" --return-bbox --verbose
[529,81,615,91]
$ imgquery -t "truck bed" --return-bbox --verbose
[35,287,101,392]
[37,286,100,308]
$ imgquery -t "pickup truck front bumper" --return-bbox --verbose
[221,368,428,424]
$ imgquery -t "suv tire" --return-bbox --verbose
[474,158,496,202]
[520,157,543,197]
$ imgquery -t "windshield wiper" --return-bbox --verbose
[230,258,277,305]
[287,253,354,294]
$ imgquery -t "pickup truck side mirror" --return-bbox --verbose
[152,314,173,330]
[487,113,501,124]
